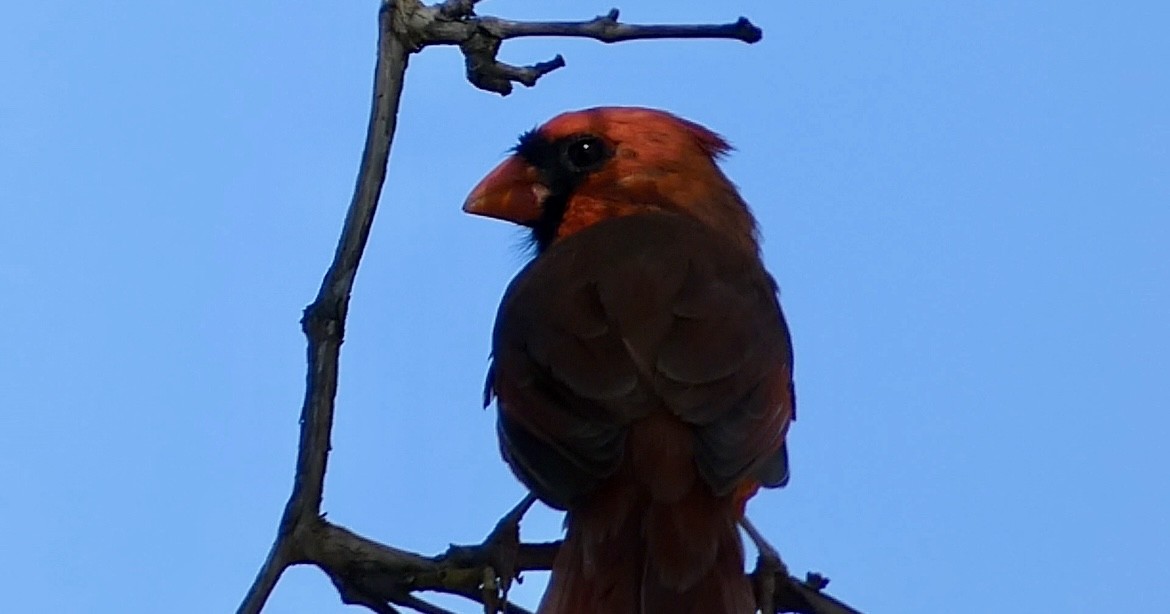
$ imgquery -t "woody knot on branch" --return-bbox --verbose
[398,3,761,95]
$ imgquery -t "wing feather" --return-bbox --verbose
[489,212,794,504]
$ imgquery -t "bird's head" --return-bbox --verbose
[464,107,758,253]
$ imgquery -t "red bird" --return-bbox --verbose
[465,107,794,614]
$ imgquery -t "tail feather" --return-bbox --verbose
[640,530,754,614]
[641,490,754,614]
[537,480,754,614]
[538,414,757,614]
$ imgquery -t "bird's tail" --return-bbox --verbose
[536,477,755,614]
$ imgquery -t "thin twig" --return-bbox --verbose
[394,595,458,614]
[480,9,762,43]
[236,533,292,614]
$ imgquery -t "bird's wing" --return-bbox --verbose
[489,212,794,507]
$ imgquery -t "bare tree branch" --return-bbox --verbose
[399,3,762,95]
[480,9,762,43]
[255,513,856,614]
[237,0,862,612]
[237,2,410,610]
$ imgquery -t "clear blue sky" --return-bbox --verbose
[3,1,1167,612]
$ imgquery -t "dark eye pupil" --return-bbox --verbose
[565,137,607,170]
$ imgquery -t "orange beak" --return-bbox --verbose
[463,155,549,225]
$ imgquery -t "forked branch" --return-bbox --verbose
[401,3,761,94]
[237,1,860,613]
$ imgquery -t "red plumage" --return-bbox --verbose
[466,107,794,614]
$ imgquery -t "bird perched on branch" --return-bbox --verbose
[465,107,795,614]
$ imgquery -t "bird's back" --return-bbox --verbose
[487,211,794,613]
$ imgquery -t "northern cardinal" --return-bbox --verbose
[465,107,794,614]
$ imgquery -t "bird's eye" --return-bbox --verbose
[561,136,609,172]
